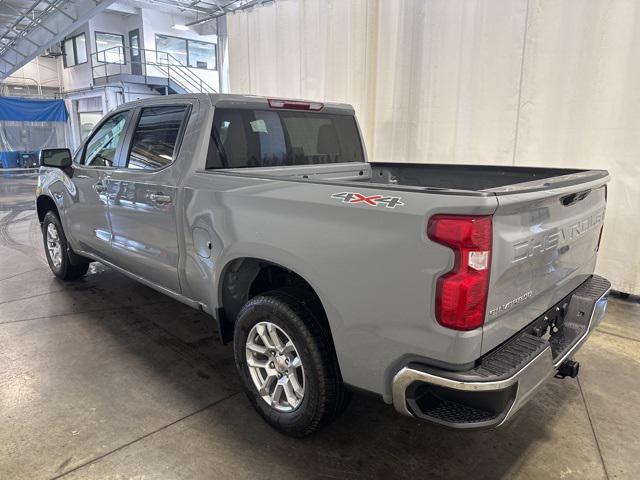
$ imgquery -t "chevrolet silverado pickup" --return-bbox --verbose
[36,94,610,436]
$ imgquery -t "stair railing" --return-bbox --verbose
[90,46,217,94]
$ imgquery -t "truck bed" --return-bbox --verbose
[213,162,608,196]
[368,163,589,191]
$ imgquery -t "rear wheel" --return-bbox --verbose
[42,211,89,280]
[233,287,349,436]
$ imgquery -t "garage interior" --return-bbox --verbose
[1,1,639,479]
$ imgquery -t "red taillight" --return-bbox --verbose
[427,215,493,331]
[268,98,323,111]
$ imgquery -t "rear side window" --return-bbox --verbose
[127,105,188,170]
[206,108,364,169]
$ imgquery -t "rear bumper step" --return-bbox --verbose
[392,275,610,429]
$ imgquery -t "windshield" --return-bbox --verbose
[206,108,364,169]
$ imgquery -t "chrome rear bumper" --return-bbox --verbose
[392,275,610,429]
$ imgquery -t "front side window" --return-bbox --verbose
[79,112,103,142]
[62,33,87,68]
[83,111,128,167]
[206,109,364,169]
[127,105,188,170]
[96,32,125,64]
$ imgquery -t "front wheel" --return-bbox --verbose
[42,211,89,281]
[233,287,349,437]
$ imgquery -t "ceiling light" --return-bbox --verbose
[172,24,189,31]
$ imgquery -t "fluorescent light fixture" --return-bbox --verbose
[172,24,189,31]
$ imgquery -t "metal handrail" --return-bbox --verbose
[90,45,217,94]
[1,76,42,96]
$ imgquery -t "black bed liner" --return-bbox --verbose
[368,162,608,193]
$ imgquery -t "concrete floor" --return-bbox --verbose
[1,172,639,480]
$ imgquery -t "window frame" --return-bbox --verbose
[155,34,217,70]
[78,109,131,169]
[120,103,192,172]
[62,33,88,68]
[95,31,126,65]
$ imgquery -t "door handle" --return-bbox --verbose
[149,192,172,204]
[93,181,107,193]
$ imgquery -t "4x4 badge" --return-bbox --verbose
[331,192,405,209]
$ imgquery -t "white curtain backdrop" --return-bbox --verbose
[227,0,640,295]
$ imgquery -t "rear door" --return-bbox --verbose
[483,176,608,353]
[107,101,193,293]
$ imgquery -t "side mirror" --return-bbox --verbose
[40,148,72,168]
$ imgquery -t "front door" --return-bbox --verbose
[108,103,192,293]
[65,110,130,259]
[129,29,142,75]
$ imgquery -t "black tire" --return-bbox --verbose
[233,287,349,437]
[42,211,90,281]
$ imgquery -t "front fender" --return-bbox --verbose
[36,167,77,247]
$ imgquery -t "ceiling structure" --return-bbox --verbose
[0,0,273,79]
[0,0,118,79]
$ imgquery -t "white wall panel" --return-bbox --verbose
[516,0,640,294]
[227,0,640,294]
[372,0,527,165]
[228,0,376,143]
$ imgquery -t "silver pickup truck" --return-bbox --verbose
[36,93,610,436]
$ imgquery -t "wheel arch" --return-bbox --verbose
[216,256,337,349]
[36,195,59,223]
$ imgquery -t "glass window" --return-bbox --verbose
[76,35,87,64]
[130,34,139,55]
[78,112,103,142]
[62,33,87,68]
[63,38,75,67]
[156,35,187,66]
[206,109,364,169]
[127,105,188,170]
[83,111,128,167]
[96,32,124,64]
[188,40,216,69]
[156,35,216,70]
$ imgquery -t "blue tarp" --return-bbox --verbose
[0,96,68,122]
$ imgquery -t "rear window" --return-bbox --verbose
[205,108,364,169]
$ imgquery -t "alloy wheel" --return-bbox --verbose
[245,321,305,412]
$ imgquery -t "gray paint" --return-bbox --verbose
[37,93,609,400]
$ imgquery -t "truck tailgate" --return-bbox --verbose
[482,175,608,354]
